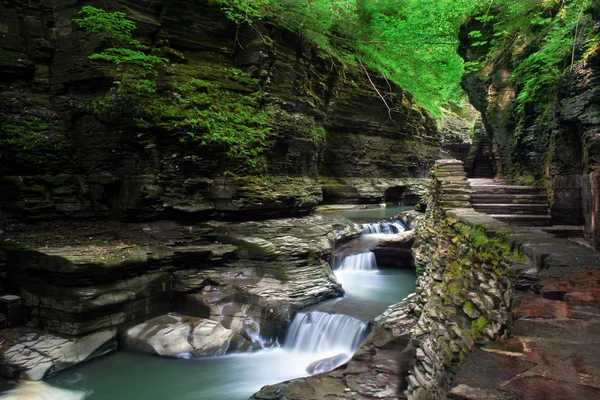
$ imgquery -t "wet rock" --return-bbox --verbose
[123,313,252,358]
[371,230,415,268]
[2,213,358,344]
[305,353,349,375]
[0,326,116,381]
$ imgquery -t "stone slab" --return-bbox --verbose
[0,326,116,380]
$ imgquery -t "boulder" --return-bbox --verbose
[122,313,253,358]
[371,230,416,268]
[0,327,116,381]
[305,353,349,375]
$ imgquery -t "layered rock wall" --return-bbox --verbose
[0,0,440,221]
[459,10,600,244]
[0,213,361,379]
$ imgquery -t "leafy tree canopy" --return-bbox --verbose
[216,0,483,115]
[215,0,598,118]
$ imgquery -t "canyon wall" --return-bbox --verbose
[0,0,441,222]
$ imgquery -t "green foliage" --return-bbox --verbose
[75,6,275,171]
[0,116,49,151]
[74,6,168,119]
[471,0,599,119]
[148,76,273,171]
[214,0,482,116]
[310,125,327,146]
[215,0,272,24]
[74,6,139,45]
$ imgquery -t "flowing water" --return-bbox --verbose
[334,205,413,222]
[362,220,406,235]
[337,251,377,271]
[48,311,372,400]
[46,210,416,400]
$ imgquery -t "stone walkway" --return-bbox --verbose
[447,208,600,400]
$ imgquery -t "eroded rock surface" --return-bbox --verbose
[0,213,359,351]
[123,313,252,358]
[0,326,116,380]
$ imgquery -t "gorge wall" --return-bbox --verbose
[0,0,441,223]
[0,0,444,381]
[459,5,600,246]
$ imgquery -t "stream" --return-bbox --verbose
[47,210,416,400]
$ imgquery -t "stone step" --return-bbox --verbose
[540,225,584,238]
[470,185,546,195]
[473,204,548,215]
[472,173,495,178]
[435,172,467,178]
[487,214,552,226]
[471,194,547,204]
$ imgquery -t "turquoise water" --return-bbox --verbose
[47,268,415,400]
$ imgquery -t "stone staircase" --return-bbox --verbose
[470,179,551,226]
[471,134,495,178]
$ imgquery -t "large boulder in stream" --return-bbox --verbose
[123,313,253,358]
[371,231,416,268]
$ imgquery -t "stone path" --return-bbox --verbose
[447,208,600,400]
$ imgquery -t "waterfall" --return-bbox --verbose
[362,220,405,235]
[336,251,377,271]
[284,311,369,355]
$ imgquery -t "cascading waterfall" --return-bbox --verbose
[362,219,405,235]
[336,251,377,271]
[47,209,417,400]
[283,310,370,374]
[284,311,369,354]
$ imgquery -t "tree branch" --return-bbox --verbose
[359,59,395,123]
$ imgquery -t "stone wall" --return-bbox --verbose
[407,161,517,398]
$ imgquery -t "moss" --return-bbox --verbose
[270,260,290,281]
[463,301,480,319]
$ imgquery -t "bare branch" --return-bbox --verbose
[359,59,395,123]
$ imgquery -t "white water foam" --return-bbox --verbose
[362,220,405,235]
[336,251,377,271]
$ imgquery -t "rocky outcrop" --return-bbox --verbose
[0,0,439,221]
[250,295,419,400]
[320,178,429,206]
[439,108,476,163]
[123,313,252,358]
[0,213,359,349]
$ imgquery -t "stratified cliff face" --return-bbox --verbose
[459,8,600,245]
[459,14,600,181]
[0,0,440,221]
